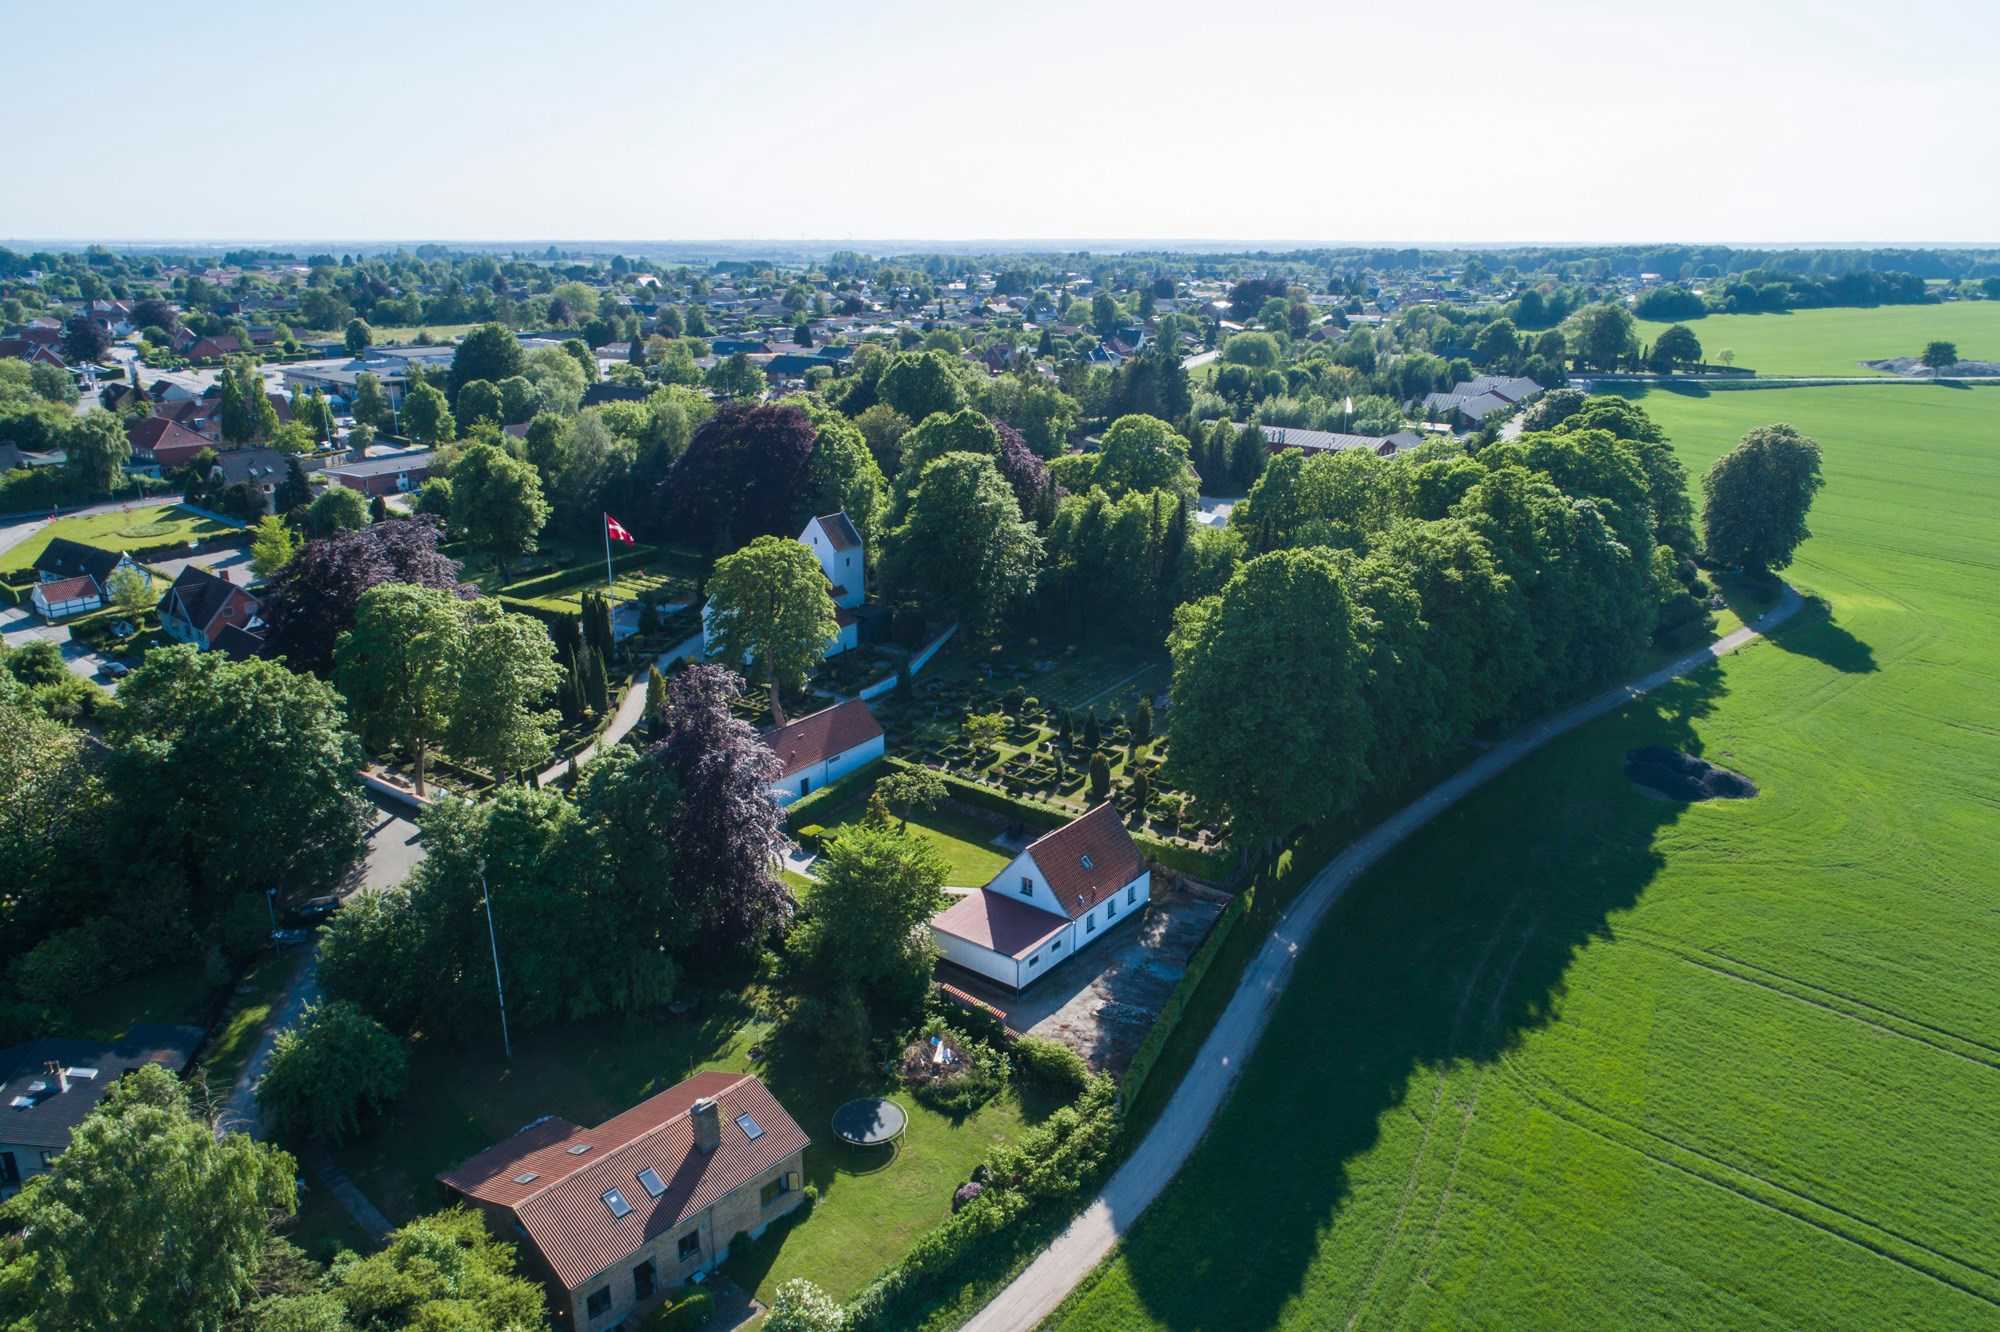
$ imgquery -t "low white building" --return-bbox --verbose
[761,699,884,804]
[930,803,1151,989]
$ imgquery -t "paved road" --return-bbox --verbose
[534,629,705,786]
[962,585,1805,1332]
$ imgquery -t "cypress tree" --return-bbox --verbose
[587,646,612,716]
[1084,708,1102,751]
[1134,695,1153,746]
[1089,751,1111,803]
[645,665,668,736]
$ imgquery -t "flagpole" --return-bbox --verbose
[604,513,614,591]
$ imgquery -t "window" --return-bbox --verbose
[761,1175,790,1208]
[737,1112,765,1140]
[586,1287,611,1320]
[1080,853,1095,870]
[1085,912,1096,934]
[511,1171,539,1185]
[1019,875,1033,897]
[1028,953,1039,968]
[602,1188,632,1218]
[677,1231,701,1262]
[1128,884,1138,904]
[633,1258,655,1301]
[1106,897,1116,919]
[636,1167,666,1198]
[566,1143,593,1156]
[1051,937,1062,952]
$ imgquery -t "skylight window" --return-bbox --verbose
[603,1188,633,1218]
[566,1143,593,1155]
[637,1167,666,1198]
[512,1171,539,1185]
[1080,854,1095,870]
[736,1112,765,1141]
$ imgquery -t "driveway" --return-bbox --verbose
[352,795,424,894]
[0,607,125,688]
[962,585,1807,1332]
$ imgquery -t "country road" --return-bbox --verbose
[962,584,1804,1332]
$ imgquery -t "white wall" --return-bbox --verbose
[1070,870,1151,956]
[991,847,1065,916]
[932,926,1021,989]
[770,734,885,806]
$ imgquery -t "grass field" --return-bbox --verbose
[805,778,1016,886]
[0,504,239,575]
[1051,383,2000,1330]
[1634,301,2000,378]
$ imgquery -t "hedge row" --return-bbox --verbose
[1118,886,1249,1112]
[496,546,664,601]
[782,755,890,830]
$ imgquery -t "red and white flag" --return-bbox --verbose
[605,513,636,545]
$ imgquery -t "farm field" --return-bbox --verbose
[1633,301,2000,378]
[0,503,238,575]
[1051,384,2000,1330]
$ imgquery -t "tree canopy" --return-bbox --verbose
[1701,423,1825,572]
[704,535,840,724]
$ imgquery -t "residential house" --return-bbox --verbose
[1259,425,1425,459]
[760,698,884,804]
[157,565,261,652]
[439,1071,808,1330]
[183,334,243,361]
[0,1026,205,1196]
[1418,375,1543,429]
[209,447,294,513]
[31,575,102,621]
[930,802,1151,989]
[321,450,434,498]
[127,416,213,475]
[0,338,65,368]
[33,538,150,600]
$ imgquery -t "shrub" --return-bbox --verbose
[1011,1035,1089,1098]
[255,1000,408,1143]
[766,1279,845,1332]
[644,1289,714,1331]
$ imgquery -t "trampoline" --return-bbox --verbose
[831,1097,907,1148]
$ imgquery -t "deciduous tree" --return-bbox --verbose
[1700,423,1825,572]
[704,535,839,725]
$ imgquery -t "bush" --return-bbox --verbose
[766,1278,846,1332]
[1011,1035,1089,1098]
[644,1289,714,1331]
[255,999,408,1143]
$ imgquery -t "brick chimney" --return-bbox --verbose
[44,1060,66,1095]
[690,1097,721,1153]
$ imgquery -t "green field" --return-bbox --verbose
[1634,301,2000,378]
[1052,384,2000,1330]
[806,777,1016,886]
[0,504,239,575]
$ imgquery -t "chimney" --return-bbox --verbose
[45,1061,66,1095]
[691,1097,720,1153]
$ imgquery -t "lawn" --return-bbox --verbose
[0,504,239,575]
[331,992,1045,1305]
[1051,384,2000,1330]
[191,950,308,1103]
[805,777,1016,886]
[1633,300,2000,378]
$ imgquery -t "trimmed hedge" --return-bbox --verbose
[1119,886,1249,1112]
[782,755,889,830]
[497,545,663,601]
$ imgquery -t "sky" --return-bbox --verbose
[6,0,1997,245]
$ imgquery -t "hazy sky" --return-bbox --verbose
[8,0,1996,244]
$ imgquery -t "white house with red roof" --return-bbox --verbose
[439,1070,807,1330]
[929,802,1151,989]
[760,698,884,803]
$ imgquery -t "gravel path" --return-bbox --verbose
[962,585,1804,1332]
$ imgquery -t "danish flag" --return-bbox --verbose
[605,513,636,545]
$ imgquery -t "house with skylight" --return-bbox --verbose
[438,1071,808,1329]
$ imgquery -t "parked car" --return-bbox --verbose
[283,895,342,926]
[102,661,130,679]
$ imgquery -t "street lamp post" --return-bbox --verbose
[480,866,513,1062]
[265,887,278,933]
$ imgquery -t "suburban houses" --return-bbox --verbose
[156,564,262,653]
[0,1026,205,1196]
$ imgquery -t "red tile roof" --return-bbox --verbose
[439,1071,808,1292]
[128,415,209,460]
[932,889,1071,960]
[35,575,99,604]
[761,699,881,779]
[1022,802,1145,919]
[812,511,862,551]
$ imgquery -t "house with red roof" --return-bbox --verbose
[760,698,884,803]
[31,575,102,622]
[929,801,1151,989]
[439,1071,808,1330]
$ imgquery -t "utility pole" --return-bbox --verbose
[480,866,512,1061]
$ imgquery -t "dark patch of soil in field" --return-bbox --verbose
[1625,746,1758,802]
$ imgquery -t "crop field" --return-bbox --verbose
[1633,301,2000,378]
[1052,384,2000,1330]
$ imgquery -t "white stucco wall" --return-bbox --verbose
[932,926,1022,988]
[770,734,885,806]
[1070,870,1151,955]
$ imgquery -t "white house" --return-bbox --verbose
[760,699,884,804]
[31,575,102,622]
[929,803,1151,989]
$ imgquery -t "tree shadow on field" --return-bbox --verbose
[1760,591,1877,674]
[1105,668,1733,1331]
